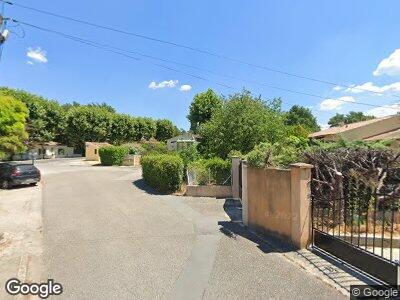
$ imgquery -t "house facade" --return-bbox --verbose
[85,142,111,161]
[310,114,400,142]
[12,142,75,160]
[166,133,197,151]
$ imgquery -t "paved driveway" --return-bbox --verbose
[13,158,345,299]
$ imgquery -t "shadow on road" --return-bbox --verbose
[218,198,296,254]
[2,184,38,191]
[219,200,379,290]
[132,178,160,195]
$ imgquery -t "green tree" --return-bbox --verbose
[284,105,320,132]
[328,111,375,127]
[345,111,375,124]
[134,117,157,141]
[199,90,286,158]
[64,106,113,153]
[110,114,137,145]
[187,89,222,133]
[155,119,177,141]
[328,113,346,127]
[0,87,66,143]
[0,95,29,159]
[87,102,116,113]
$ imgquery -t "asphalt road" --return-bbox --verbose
[37,158,345,299]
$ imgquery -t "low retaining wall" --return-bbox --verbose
[122,155,141,167]
[185,185,232,198]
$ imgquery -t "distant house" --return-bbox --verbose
[85,142,111,161]
[12,142,75,160]
[166,133,197,151]
[310,114,400,143]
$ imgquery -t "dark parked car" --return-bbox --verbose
[0,162,41,189]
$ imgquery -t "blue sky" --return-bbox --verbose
[1,0,400,130]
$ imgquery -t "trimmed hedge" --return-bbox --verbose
[188,157,231,185]
[205,157,231,185]
[99,145,129,166]
[141,154,184,192]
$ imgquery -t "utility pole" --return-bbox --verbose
[0,4,10,61]
[0,15,9,44]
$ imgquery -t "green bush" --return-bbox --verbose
[178,144,200,168]
[246,137,304,168]
[141,154,184,192]
[247,143,272,168]
[141,141,168,156]
[99,145,129,166]
[188,157,231,185]
[204,157,231,185]
[187,160,209,185]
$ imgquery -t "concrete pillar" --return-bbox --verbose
[231,157,241,199]
[134,155,141,167]
[241,161,248,226]
[290,163,313,249]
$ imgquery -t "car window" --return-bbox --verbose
[16,165,38,172]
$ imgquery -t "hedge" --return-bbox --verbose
[99,145,129,166]
[188,157,231,185]
[141,154,184,192]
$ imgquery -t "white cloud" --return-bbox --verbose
[26,47,48,64]
[179,84,192,92]
[319,96,355,111]
[345,81,400,94]
[319,123,330,130]
[333,85,343,91]
[373,49,400,76]
[366,103,400,118]
[27,61,34,65]
[148,80,178,90]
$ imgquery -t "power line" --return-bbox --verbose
[3,0,400,100]
[13,20,232,89]
[13,19,398,111]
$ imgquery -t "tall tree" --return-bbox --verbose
[87,102,116,113]
[134,117,157,141]
[187,89,222,133]
[0,87,66,142]
[345,111,375,124]
[284,105,320,132]
[109,114,137,145]
[328,111,375,127]
[0,95,29,159]
[155,119,178,142]
[64,106,113,153]
[199,90,286,158]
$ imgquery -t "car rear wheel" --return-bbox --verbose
[1,180,10,189]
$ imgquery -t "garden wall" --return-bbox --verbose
[244,163,313,249]
[122,155,141,167]
[185,185,232,198]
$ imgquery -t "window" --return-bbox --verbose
[94,149,98,155]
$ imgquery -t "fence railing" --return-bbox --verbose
[312,188,399,264]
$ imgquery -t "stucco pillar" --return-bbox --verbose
[241,161,248,226]
[231,157,241,199]
[290,163,313,249]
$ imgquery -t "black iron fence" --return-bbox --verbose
[311,170,400,285]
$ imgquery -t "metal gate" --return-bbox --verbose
[311,171,399,285]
